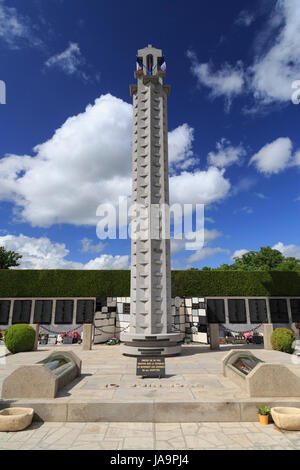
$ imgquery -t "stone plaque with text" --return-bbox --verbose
[136,357,165,378]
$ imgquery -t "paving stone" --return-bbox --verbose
[156,430,184,441]
[185,436,216,449]
[83,424,108,434]
[227,434,254,448]
[155,440,174,450]
[74,433,107,442]
[123,437,154,449]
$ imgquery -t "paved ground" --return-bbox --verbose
[1,421,300,450]
[2,342,300,402]
[1,344,300,449]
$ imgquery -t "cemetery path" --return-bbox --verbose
[0,420,300,450]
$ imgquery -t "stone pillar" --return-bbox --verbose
[82,324,93,351]
[291,323,300,339]
[209,324,220,350]
[121,45,181,356]
[263,324,273,350]
[32,324,39,351]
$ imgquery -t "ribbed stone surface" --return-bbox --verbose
[121,45,182,356]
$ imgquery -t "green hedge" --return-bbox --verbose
[271,328,296,354]
[0,270,300,298]
[4,324,36,354]
[171,271,300,297]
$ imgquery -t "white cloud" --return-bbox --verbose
[171,228,222,254]
[294,151,300,167]
[250,0,300,106]
[0,0,40,49]
[231,249,249,260]
[0,233,129,269]
[207,138,246,168]
[255,192,269,199]
[45,42,87,79]
[0,93,232,228]
[232,177,257,196]
[186,246,230,263]
[188,1,300,111]
[170,167,231,206]
[84,255,129,270]
[168,124,195,170]
[235,10,256,27]
[234,206,253,215]
[0,94,132,227]
[249,137,293,174]
[272,242,300,259]
[187,50,245,111]
[80,237,106,253]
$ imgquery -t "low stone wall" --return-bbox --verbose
[93,297,208,344]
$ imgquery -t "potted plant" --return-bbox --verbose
[257,405,271,425]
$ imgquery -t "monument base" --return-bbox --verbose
[120,332,183,357]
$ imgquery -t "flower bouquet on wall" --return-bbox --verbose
[106,337,120,345]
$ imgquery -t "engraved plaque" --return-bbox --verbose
[207,299,225,323]
[228,299,246,323]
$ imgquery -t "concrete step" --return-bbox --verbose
[3,398,300,423]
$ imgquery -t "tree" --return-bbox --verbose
[276,257,300,271]
[0,246,22,269]
[231,247,285,271]
[198,246,300,271]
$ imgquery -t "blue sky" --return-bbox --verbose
[0,0,299,270]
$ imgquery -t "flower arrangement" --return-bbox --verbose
[106,337,120,345]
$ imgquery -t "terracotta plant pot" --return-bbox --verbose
[258,413,269,425]
[0,408,34,432]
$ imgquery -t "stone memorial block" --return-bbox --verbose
[54,300,74,324]
[223,349,300,397]
[117,303,124,313]
[95,297,106,312]
[249,299,268,323]
[47,335,57,345]
[76,299,95,324]
[83,323,93,350]
[269,299,289,323]
[63,336,73,344]
[124,303,130,314]
[192,331,208,343]
[12,300,32,324]
[207,299,225,324]
[290,299,300,322]
[199,316,207,325]
[228,299,247,323]
[0,300,10,325]
[33,300,53,324]
[2,351,81,399]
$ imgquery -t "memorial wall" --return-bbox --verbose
[0,296,299,344]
